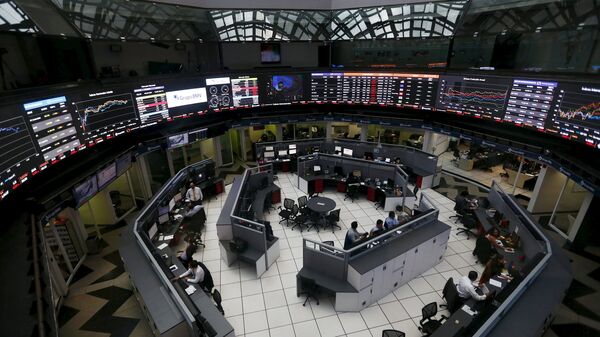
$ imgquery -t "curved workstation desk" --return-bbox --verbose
[120,160,234,337]
[432,182,572,337]
[296,153,416,212]
[217,164,281,277]
[297,195,451,311]
[256,138,439,189]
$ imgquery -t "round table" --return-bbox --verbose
[307,196,336,214]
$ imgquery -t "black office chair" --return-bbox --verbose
[344,184,359,202]
[298,196,308,209]
[278,198,295,225]
[291,206,309,232]
[418,302,447,336]
[440,277,461,314]
[298,276,319,306]
[212,289,224,315]
[307,210,323,232]
[449,202,465,223]
[473,235,495,264]
[382,330,405,337]
[374,192,385,210]
[456,214,477,239]
[325,209,341,231]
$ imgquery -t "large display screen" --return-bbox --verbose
[548,82,600,148]
[206,77,232,109]
[165,86,208,118]
[116,152,132,176]
[342,72,399,104]
[74,90,139,141]
[73,175,98,206]
[23,96,82,161]
[231,76,259,107]
[168,133,189,149]
[133,84,169,126]
[262,74,305,104]
[436,75,510,120]
[311,72,343,102]
[97,162,117,190]
[503,79,558,130]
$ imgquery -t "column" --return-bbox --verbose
[360,124,368,142]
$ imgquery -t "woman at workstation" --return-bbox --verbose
[479,254,512,288]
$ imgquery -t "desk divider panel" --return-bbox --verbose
[302,241,347,281]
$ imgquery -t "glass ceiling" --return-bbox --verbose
[6,0,599,41]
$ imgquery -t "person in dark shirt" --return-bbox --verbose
[344,221,367,250]
[369,219,385,237]
[454,191,473,215]
[384,211,399,229]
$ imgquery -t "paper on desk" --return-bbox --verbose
[461,305,476,316]
[158,235,164,241]
[157,243,169,250]
[164,235,174,240]
[185,285,196,295]
[489,279,502,288]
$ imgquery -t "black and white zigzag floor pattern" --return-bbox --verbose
[433,172,489,201]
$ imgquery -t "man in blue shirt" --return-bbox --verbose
[384,211,399,229]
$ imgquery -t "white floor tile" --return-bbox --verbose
[294,320,322,337]
[267,306,292,328]
[270,324,296,337]
[243,293,266,313]
[337,312,368,334]
[264,289,288,309]
[380,300,410,323]
[316,315,345,337]
[359,305,389,328]
[244,311,269,334]
[288,303,315,323]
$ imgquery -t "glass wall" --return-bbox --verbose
[366,126,424,147]
[143,148,171,195]
[295,123,325,139]
[331,122,361,139]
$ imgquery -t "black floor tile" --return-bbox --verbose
[93,250,125,284]
[57,305,79,328]
[70,264,93,285]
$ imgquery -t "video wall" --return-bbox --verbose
[1,70,599,201]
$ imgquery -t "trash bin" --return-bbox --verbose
[86,235,100,254]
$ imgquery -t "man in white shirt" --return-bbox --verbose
[173,260,204,284]
[186,182,203,205]
[457,271,487,301]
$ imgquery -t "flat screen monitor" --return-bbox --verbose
[264,151,275,158]
[343,148,353,156]
[385,158,391,163]
[97,162,117,190]
[314,165,321,172]
[278,150,288,156]
[352,170,362,178]
[148,222,158,240]
[73,176,98,206]
[116,152,132,176]
[158,213,170,224]
[289,149,297,155]
[265,146,274,151]
[165,87,207,108]
[169,198,176,211]
[289,144,297,149]
[168,133,189,149]
[260,43,281,63]
[335,146,342,152]
[158,205,169,216]
[174,192,182,203]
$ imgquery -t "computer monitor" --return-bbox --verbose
[314,165,321,173]
[493,211,503,224]
[158,213,170,224]
[169,198,176,211]
[335,146,342,152]
[174,192,182,203]
[278,150,288,156]
[312,146,320,152]
[264,151,275,158]
[289,144,297,149]
[343,148,353,156]
[158,205,169,216]
[265,146,274,151]
[352,170,362,178]
[148,223,158,240]
[289,149,297,155]
[385,158,391,163]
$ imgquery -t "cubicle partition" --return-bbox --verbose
[123,159,234,337]
[298,205,451,311]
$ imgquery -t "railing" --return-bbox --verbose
[31,215,47,337]
[471,181,552,337]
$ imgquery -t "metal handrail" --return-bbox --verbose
[31,215,46,337]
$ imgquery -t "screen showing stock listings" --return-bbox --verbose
[0,70,598,200]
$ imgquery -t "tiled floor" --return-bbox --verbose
[195,172,485,337]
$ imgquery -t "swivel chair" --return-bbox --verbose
[473,235,495,264]
[344,184,359,202]
[278,198,295,225]
[291,205,309,232]
[439,277,461,313]
[298,276,319,306]
[382,330,405,337]
[212,289,224,315]
[298,195,308,209]
[325,209,341,231]
[418,302,447,336]
[456,214,477,239]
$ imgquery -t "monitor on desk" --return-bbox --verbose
[158,205,169,216]
[264,151,275,158]
[289,144,296,149]
[335,146,342,153]
[169,198,176,211]
[343,148,353,157]
[385,158,391,163]
[313,165,321,173]
[352,170,362,178]
[158,213,170,224]
[148,222,158,240]
[278,150,288,156]
[265,146,274,151]
[289,149,297,155]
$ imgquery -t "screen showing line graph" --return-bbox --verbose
[0,114,40,198]
[436,75,510,120]
[548,82,600,148]
[74,92,139,141]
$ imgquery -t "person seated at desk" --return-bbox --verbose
[185,182,203,206]
[369,219,385,237]
[457,271,488,302]
[171,260,214,292]
[384,211,399,230]
[177,238,197,265]
[344,221,367,250]
[485,228,504,249]
[346,172,360,184]
[479,254,512,288]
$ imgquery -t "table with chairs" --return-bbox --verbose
[279,194,342,232]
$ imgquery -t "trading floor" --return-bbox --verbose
[57,171,599,337]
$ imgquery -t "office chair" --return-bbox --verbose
[307,210,323,232]
[451,148,460,167]
[473,235,495,264]
[298,276,319,306]
[325,209,341,231]
[374,192,385,210]
[448,202,465,224]
[382,330,405,337]
[212,289,224,315]
[456,214,477,239]
[440,277,461,314]
[291,206,309,232]
[278,198,295,225]
[298,196,308,209]
[344,184,359,202]
[418,302,447,336]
